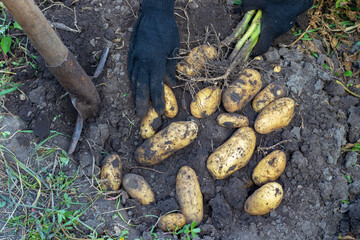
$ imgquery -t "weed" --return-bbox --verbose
[0,129,129,239]
[301,0,359,82]
[0,4,38,100]
[342,140,360,152]
[344,174,352,183]
[146,212,201,240]
[173,221,201,240]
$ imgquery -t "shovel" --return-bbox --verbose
[2,0,104,154]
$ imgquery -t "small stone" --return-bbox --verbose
[345,152,358,168]
[263,49,280,61]
[349,180,360,195]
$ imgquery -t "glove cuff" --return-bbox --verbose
[142,0,175,16]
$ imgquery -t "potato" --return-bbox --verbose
[122,173,155,205]
[158,213,186,232]
[164,84,178,118]
[254,97,295,134]
[222,69,262,112]
[100,153,122,191]
[244,182,283,215]
[177,44,217,76]
[216,113,249,128]
[176,62,195,76]
[207,127,256,179]
[190,86,222,118]
[252,150,286,186]
[135,121,198,166]
[140,106,162,139]
[252,82,287,112]
[176,166,203,225]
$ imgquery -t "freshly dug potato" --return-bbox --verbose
[216,113,249,128]
[135,121,198,166]
[177,44,217,77]
[252,82,287,112]
[244,182,283,215]
[176,62,195,76]
[207,127,256,179]
[252,150,286,186]
[176,166,203,225]
[190,86,222,118]
[158,213,186,232]
[100,153,122,191]
[254,97,295,134]
[222,69,262,112]
[164,84,178,118]
[122,173,155,205]
[140,106,162,139]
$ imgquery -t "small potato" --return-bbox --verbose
[207,127,256,179]
[252,82,287,112]
[122,173,155,205]
[158,213,186,232]
[135,121,198,166]
[216,113,249,128]
[100,154,122,192]
[252,150,286,186]
[254,97,295,134]
[164,84,178,118]
[244,182,283,215]
[140,106,162,139]
[222,69,262,113]
[176,166,203,225]
[177,45,217,77]
[190,86,222,118]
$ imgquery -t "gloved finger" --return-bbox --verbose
[251,15,277,56]
[127,15,143,69]
[135,66,151,118]
[165,49,179,85]
[130,60,140,98]
[150,60,166,116]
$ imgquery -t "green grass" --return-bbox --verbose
[0,4,38,101]
[0,130,129,239]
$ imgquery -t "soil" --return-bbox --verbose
[1,0,359,239]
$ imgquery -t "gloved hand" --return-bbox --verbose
[128,0,179,118]
[240,0,313,56]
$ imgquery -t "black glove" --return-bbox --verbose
[128,0,179,118]
[241,0,313,56]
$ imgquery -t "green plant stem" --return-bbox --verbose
[229,10,262,61]
[232,22,261,64]
[221,10,256,46]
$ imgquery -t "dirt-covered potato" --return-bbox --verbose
[140,106,162,139]
[207,127,256,179]
[254,97,295,134]
[244,182,283,215]
[135,121,198,166]
[176,166,203,225]
[190,86,222,118]
[100,153,122,191]
[158,213,186,232]
[164,84,178,118]
[122,173,155,205]
[177,44,217,77]
[176,62,195,76]
[252,82,287,112]
[216,113,249,128]
[252,150,286,186]
[222,69,262,112]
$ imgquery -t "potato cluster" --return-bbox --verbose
[101,62,296,230]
